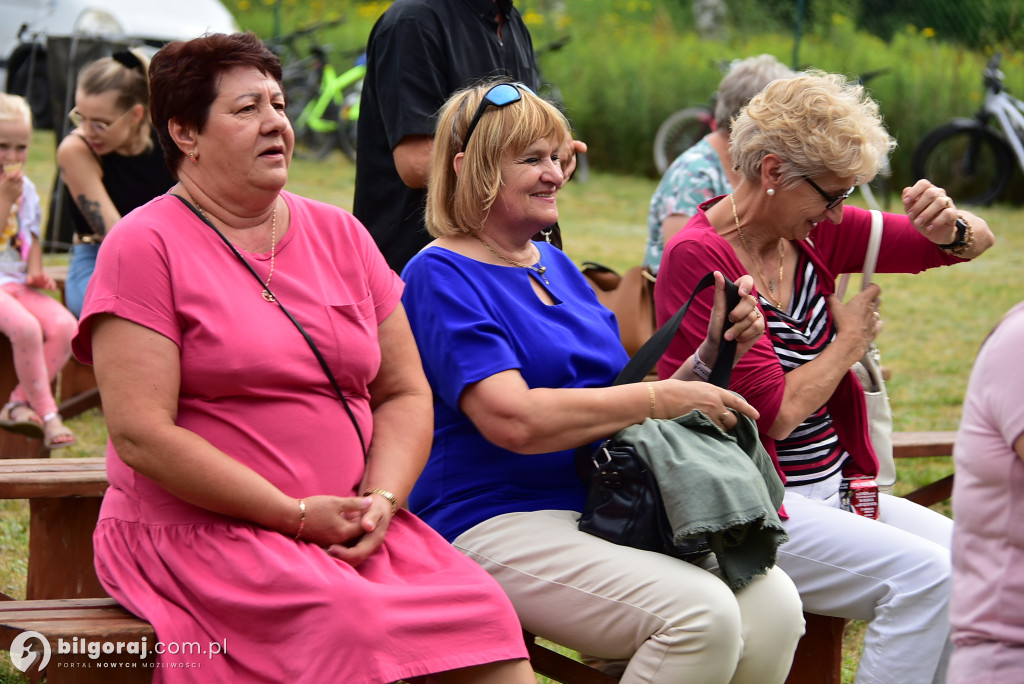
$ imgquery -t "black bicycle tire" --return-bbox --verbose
[911,121,1014,206]
[653,106,714,175]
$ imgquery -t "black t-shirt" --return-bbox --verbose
[353,0,539,273]
[66,129,175,238]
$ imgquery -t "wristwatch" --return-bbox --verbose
[936,217,970,251]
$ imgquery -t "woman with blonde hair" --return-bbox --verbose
[655,70,995,683]
[402,81,804,684]
[57,49,174,316]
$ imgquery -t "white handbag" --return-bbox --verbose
[837,210,896,494]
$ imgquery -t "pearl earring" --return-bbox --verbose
[767,188,775,196]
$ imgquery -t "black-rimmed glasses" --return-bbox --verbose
[68,106,133,134]
[803,176,855,210]
[462,83,535,150]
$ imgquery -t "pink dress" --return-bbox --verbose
[72,192,527,683]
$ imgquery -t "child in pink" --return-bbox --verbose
[0,93,78,448]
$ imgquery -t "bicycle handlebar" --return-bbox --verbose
[983,52,1004,93]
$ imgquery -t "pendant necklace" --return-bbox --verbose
[730,193,784,309]
[472,234,549,285]
[197,202,278,302]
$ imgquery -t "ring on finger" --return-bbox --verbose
[945,196,952,208]
[720,411,731,422]
[873,310,880,320]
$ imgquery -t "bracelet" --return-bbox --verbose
[294,499,306,541]
[938,215,974,257]
[692,347,712,381]
[363,488,398,514]
[646,382,657,419]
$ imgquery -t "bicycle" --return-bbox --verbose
[269,17,364,162]
[912,53,1022,206]
[653,65,892,210]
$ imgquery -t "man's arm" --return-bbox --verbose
[392,134,434,189]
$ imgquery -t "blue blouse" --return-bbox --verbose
[402,241,630,542]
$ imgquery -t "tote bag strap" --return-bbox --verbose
[614,272,740,389]
[837,209,883,299]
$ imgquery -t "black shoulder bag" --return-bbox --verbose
[576,272,740,561]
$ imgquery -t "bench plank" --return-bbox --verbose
[0,599,154,683]
[0,458,107,499]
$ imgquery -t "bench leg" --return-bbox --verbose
[785,612,846,684]
[27,498,107,600]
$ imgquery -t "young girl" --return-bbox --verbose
[0,93,78,448]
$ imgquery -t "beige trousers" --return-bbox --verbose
[454,509,804,684]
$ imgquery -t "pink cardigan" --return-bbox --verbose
[655,197,963,484]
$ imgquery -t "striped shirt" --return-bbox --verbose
[763,252,850,485]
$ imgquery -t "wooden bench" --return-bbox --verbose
[0,598,154,683]
[0,434,957,683]
[0,458,108,600]
[785,429,957,684]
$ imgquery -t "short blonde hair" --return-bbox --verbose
[730,70,895,187]
[426,81,570,237]
[0,93,32,128]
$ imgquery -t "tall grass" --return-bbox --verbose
[221,0,1024,190]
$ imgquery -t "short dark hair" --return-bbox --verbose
[148,32,282,172]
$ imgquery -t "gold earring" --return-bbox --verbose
[188,150,197,164]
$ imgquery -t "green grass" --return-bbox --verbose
[6,129,1022,683]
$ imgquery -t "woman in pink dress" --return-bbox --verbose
[71,32,533,684]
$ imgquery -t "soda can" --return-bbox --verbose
[840,476,879,519]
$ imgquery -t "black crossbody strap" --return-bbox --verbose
[173,194,367,458]
[614,272,740,389]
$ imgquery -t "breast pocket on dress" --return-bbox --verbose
[323,296,381,394]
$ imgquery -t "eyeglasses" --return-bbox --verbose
[68,106,133,134]
[462,82,535,151]
[803,176,855,211]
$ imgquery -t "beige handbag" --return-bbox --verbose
[837,210,896,494]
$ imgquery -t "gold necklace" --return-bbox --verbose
[472,235,549,285]
[730,193,785,309]
[197,201,278,302]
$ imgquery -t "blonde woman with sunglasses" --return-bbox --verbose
[401,81,804,684]
[56,49,174,317]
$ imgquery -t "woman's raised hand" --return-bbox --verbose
[902,179,960,245]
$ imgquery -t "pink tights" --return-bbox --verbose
[0,283,78,418]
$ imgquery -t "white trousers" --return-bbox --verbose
[778,480,953,684]
[454,509,804,684]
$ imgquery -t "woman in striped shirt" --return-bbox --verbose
[655,70,994,684]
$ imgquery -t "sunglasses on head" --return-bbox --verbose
[803,176,855,211]
[462,82,535,151]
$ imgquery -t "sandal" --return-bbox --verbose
[0,402,44,439]
[42,413,76,450]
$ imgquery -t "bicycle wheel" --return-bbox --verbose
[911,121,1014,206]
[653,106,714,175]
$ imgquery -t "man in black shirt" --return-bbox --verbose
[353,0,541,272]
